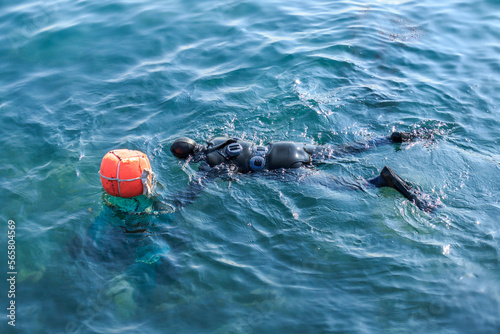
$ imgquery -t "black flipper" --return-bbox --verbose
[372,166,440,212]
[367,174,388,188]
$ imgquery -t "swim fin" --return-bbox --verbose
[370,166,439,212]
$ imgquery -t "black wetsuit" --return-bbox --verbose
[170,132,440,212]
[197,135,396,173]
[201,137,314,173]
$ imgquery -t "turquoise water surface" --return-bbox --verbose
[1,0,500,333]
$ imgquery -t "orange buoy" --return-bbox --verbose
[99,149,153,198]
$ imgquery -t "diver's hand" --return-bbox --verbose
[390,131,413,143]
[390,130,434,143]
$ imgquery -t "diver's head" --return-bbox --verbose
[170,137,199,158]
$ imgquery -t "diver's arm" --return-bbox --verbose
[169,162,215,209]
[331,135,392,155]
[313,131,416,159]
[340,131,419,154]
[171,175,210,209]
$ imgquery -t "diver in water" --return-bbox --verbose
[169,131,440,212]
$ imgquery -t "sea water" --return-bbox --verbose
[0,0,499,333]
